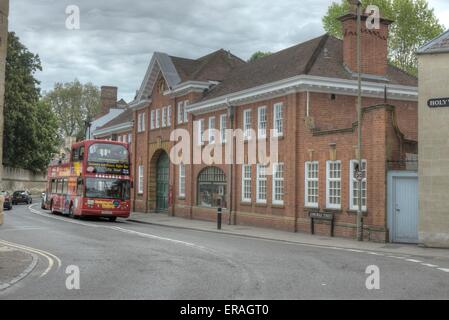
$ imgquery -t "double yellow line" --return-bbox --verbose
[0,239,61,277]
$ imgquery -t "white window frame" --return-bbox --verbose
[155,109,160,129]
[349,160,367,211]
[241,165,252,203]
[184,100,189,123]
[177,102,184,124]
[209,116,216,144]
[137,113,142,132]
[326,160,342,209]
[305,161,319,208]
[137,114,141,132]
[273,102,284,137]
[128,133,132,145]
[272,163,284,205]
[220,114,227,144]
[138,165,144,194]
[138,112,146,133]
[150,110,155,130]
[197,119,205,146]
[256,164,267,204]
[162,107,167,128]
[179,164,186,198]
[167,105,172,127]
[258,106,267,139]
[243,109,252,140]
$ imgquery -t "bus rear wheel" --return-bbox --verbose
[108,217,117,222]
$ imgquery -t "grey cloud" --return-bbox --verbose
[9,0,448,101]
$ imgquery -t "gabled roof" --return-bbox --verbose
[135,52,182,102]
[170,49,245,83]
[116,98,128,108]
[418,30,449,55]
[132,49,245,105]
[95,107,134,132]
[201,34,417,102]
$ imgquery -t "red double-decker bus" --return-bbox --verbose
[43,140,132,221]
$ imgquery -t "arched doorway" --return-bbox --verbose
[156,151,169,212]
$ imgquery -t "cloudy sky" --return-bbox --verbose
[9,0,449,102]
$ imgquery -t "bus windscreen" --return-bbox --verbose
[85,178,130,200]
[88,143,129,164]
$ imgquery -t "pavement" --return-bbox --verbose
[128,212,449,260]
[0,204,448,299]
[0,245,37,291]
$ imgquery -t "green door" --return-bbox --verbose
[156,152,169,212]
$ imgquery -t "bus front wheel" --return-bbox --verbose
[108,217,117,222]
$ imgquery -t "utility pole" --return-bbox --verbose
[227,103,235,226]
[352,0,364,241]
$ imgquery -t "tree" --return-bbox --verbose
[3,32,60,172]
[322,0,444,75]
[43,80,100,140]
[248,51,272,62]
[27,100,61,171]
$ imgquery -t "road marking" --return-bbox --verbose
[109,226,204,249]
[27,204,449,275]
[1,227,46,232]
[28,206,101,228]
[26,205,256,295]
[422,263,439,268]
[346,249,365,253]
[28,204,203,250]
[406,259,423,263]
[0,239,61,277]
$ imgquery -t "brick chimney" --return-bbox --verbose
[339,11,393,76]
[97,86,118,119]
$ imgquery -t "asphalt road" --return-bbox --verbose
[0,202,448,300]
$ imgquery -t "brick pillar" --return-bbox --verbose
[131,108,138,212]
[285,92,298,232]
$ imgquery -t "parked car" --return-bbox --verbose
[12,190,33,205]
[1,191,13,210]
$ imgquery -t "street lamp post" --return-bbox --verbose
[349,0,364,241]
[356,1,364,241]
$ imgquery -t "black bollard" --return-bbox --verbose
[217,207,222,230]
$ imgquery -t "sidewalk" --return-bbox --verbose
[128,213,449,260]
[0,245,37,291]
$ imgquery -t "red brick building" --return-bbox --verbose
[96,13,418,242]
